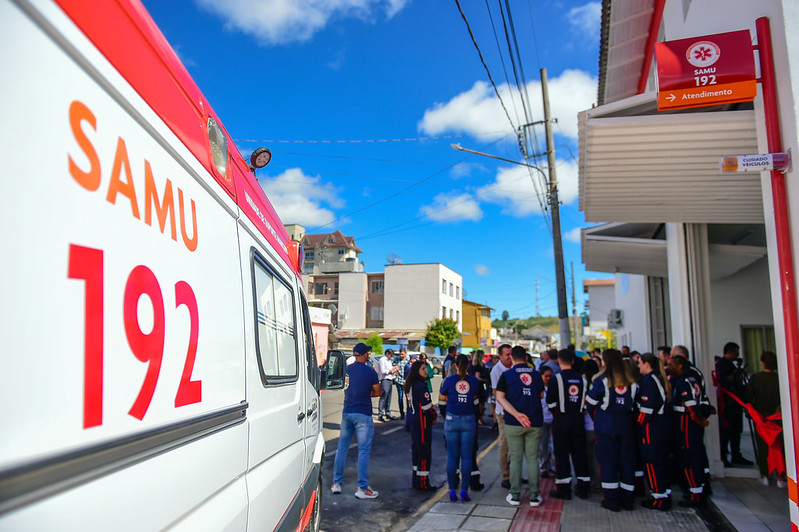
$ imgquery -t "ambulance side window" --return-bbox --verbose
[253,253,298,384]
[300,293,320,391]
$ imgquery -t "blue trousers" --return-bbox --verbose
[675,413,707,502]
[595,412,635,509]
[638,416,671,498]
[333,412,374,489]
[444,413,475,491]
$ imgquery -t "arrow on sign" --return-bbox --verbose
[666,94,676,102]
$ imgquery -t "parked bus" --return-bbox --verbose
[0,0,344,529]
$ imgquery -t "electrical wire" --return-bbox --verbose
[484,0,522,127]
[234,132,505,144]
[453,0,517,132]
[526,0,542,71]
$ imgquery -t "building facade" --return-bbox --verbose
[462,300,493,350]
[579,2,798,524]
[286,224,364,275]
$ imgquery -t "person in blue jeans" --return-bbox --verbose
[439,354,481,502]
[331,343,382,499]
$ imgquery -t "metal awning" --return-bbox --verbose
[583,223,767,281]
[582,225,667,277]
[578,93,762,224]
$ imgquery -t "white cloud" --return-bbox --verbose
[475,157,580,216]
[475,264,491,276]
[196,0,410,45]
[420,192,483,222]
[565,227,583,243]
[418,70,597,140]
[476,166,543,217]
[567,2,602,37]
[259,168,343,226]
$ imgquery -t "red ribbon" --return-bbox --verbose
[716,386,785,476]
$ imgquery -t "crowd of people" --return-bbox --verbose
[330,341,785,513]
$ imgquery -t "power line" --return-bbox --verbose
[484,0,521,127]
[267,151,451,165]
[453,0,517,132]
[234,132,505,144]
[526,0,542,70]
[317,136,507,229]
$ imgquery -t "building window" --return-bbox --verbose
[338,248,346,255]
[304,251,314,261]
[371,280,384,294]
[442,306,447,318]
[370,306,384,321]
[327,236,334,243]
[442,280,447,294]
[449,283,453,296]
[456,286,460,299]
[334,282,339,295]
[449,308,454,320]
[456,310,460,322]
[314,283,328,295]
[303,263,314,274]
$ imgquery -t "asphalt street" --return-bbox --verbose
[319,374,496,532]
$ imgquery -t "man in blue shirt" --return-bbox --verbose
[495,346,545,507]
[331,343,382,499]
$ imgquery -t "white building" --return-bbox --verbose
[384,263,462,331]
[583,278,615,345]
[579,1,798,525]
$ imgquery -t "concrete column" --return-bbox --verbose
[666,222,723,477]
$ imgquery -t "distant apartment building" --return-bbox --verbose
[285,224,363,275]
[461,300,493,350]
[583,278,615,347]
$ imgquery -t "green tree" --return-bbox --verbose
[425,318,460,352]
[364,334,383,355]
[502,310,509,324]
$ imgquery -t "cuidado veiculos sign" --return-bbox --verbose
[655,29,757,111]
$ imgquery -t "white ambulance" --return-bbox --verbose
[0,0,345,529]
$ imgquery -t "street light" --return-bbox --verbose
[450,142,571,348]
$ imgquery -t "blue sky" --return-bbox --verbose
[141,0,610,319]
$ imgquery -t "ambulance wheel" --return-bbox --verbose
[306,474,322,532]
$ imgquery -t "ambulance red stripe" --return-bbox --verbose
[53,0,298,274]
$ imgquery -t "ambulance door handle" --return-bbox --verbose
[306,406,315,417]
[297,411,306,423]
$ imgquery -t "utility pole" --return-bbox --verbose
[541,68,571,349]
[571,261,578,348]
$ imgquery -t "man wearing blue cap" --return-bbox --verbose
[331,343,382,499]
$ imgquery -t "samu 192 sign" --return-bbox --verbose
[655,30,756,111]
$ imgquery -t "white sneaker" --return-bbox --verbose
[529,494,543,507]
[331,483,342,494]
[505,493,520,506]
[777,479,786,488]
[355,486,379,499]
[758,477,769,486]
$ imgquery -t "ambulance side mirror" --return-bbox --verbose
[323,350,346,390]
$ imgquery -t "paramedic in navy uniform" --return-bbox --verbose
[331,343,381,499]
[439,354,481,502]
[586,348,638,512]
[546,348,591,500]
[668,355,709,507]
[405,359,437,491]
[636,352,673,511]
[495,346,545,507]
